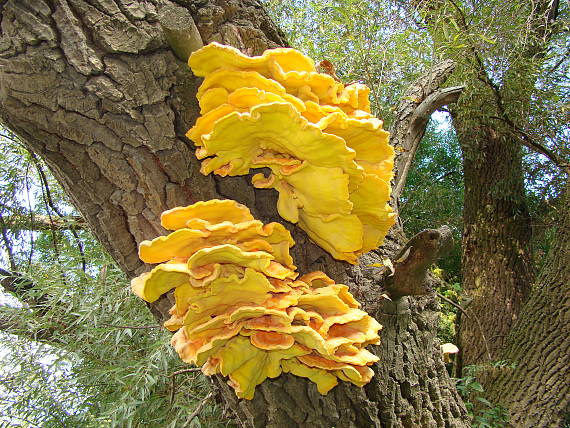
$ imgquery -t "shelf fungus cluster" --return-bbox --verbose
[187,43,396,263]
[132,200,381,399]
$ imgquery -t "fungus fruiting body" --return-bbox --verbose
[441,343,460,363]
[132,200,382,399]
[187,43,396,263]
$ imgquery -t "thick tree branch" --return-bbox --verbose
[0,268,65,328]
[0,269,67,345]
[390,59,462,201]
[0,268,34,295]
[392,85,464,199]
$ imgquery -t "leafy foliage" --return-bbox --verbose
[263,0,433,124]
[435,279,461,344]
[455,365,509,428]
[0,132,230,427]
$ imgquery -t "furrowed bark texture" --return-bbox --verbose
[0,1,468,426]
[453,105,533,366]
[483,183,570,427]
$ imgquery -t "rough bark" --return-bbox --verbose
[483,182,569,427]
[454,108,533,366]
[0,1,469,426]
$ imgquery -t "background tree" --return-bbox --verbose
[409,0,569,368]
[399,4,570,423]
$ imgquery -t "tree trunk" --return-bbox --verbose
[0,1,469,426]
[453,104,533,366]
[482,180,569,428]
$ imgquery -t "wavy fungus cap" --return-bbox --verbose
[187,43,395,263]
[131,200,382,399]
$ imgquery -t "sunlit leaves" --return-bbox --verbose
[263,0,433,125]
[0,133,229,427]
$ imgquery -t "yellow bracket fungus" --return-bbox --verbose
[187,42,396,263]
[132,200,382,399]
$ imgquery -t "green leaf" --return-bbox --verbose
[476,397,492,407]
[471,382,484,393]
[449,18,460,32]
[479,34,496,44]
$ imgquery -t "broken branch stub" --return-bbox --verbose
[383,226,453,299]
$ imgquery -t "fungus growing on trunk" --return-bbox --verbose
[187,43,396,263]
[132,200,381,399]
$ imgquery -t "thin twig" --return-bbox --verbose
[436,292,469,318]
[170,376,176,406]
[473,312,493,362]
[30,151,88,272]
[489,115,569,171]
[24,160,35,269]
[169,368,202,405]
[183,391,214,428]
[460,298,493,362]
[0,213,16,271]
[31,154,68,286]
[546,46,569,73]
[437,292,492,361]
[99,323,162,329]
[170,368,202,377]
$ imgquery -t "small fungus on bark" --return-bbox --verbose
[187,43,396,263]
[132,200,381,399]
